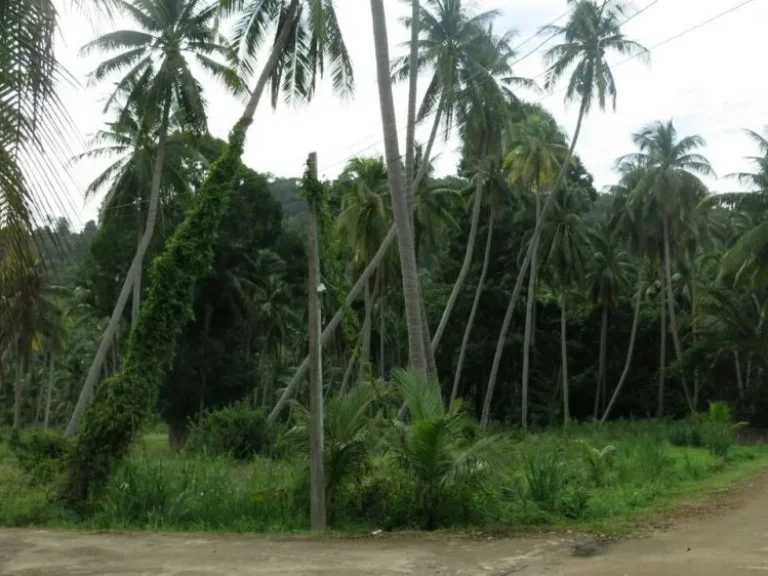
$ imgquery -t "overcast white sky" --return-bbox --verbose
[54,0,768,230]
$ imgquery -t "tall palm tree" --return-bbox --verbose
[504,111,566,431]
[586,222,632,419]
[480,0,647,429]
[336,157,391,371]
[540,184,589,426]
[370,0,428,377]
[75,99,198,326]
[450,160,509,404]
[429,25,532,354]
[66,0,240,438]
[619,120,714,414]
[225,0,354,118]
[718,128,768,279]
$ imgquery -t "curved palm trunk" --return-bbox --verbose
[521,189,541,432]
[242,0,300,122]
[132,217,143,327]
[267,100,445,426]
[593,295,608,420]
[369,0,427,377]
[451,208,495,404]
[480,97,588,430]
[662,217,694,413]
[431,155,485,352]
[65,99,171,438]
[44,354,54,429]
[560,290,570,427]
[362,278,372,369]
[379,270,386,378]
[404,0,420,216]
[734,348,744,401]
[601,284,642,423]
[66,3,301,438]
[338,330,364,397]
[658,265,667,419]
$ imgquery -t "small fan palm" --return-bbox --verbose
[390,369,508,529]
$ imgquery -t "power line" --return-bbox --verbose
[319,0,663,176]
[318,1,587,172]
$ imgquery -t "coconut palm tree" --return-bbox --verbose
[586,222,632,419]
[225,0,354,118]
[369,0,429,377]
[337,157,391,371]
[619,120,714,413]
[75,99,199,326]
[503,111,566,431]
[429,25,532,354]
[450,159,510,404]
[540,184,589,426]
[480,0,648,429]
[65,0,240,438]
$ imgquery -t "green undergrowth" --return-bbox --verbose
[2,420,767,534]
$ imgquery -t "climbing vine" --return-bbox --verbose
[62,119,252,507]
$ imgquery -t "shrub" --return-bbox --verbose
[668,419,703,447]
[12,431,70,485]
[579,442,615,487]
[187,404,270,461]
[388,370,509,529]
[701,401,745,458]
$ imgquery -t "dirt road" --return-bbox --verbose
[2,477,767,575]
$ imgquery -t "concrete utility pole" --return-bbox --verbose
[306,152,326,530]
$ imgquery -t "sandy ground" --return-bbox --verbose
[2,475,767,575]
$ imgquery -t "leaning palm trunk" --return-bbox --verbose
[658,264,667,418]
[451,208,495,405]
[662,218,694,413]
[431,155,485,352]
[480,97,588,429]
[521,189,541,432]
[404,0,420,215]
[593,294,608,420]
[44,354,55,429]
[560,289,570,427]
[379,270,386,377]
[132,218,143,327]
[734,348,744,401]
[65,99,171,438]
[369,0,427,377]
[65,2,300,438]
[267,101,445,426]
[601,283,642,423]
[362,279,372,369]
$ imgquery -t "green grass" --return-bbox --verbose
[1,421,767,535]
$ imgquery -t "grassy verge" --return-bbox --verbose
[1,421,766,535]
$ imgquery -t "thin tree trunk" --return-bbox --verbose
[307,152,326,530]
[242,0,300,122]
[35,376,44,426]
[44,354,55,429]
[404,0,420,218]
[132,215,143,327]
[601,284,643,423]
[431,153,485,352]
[480,97,588,430]
[658,263,667,419]
[379,269,385,378]
[65,98,171,438]
[521,188,541,432]
[337,338,359,398]
[268,99,446,426]
[561,290,570,427]
[13,341,22,430]
[370,0,427,377]
[663,217,694,413]
[745,353,752,395]
[451,208,495,405]
[362,278,372,369]
[734,348,744,401]
[691,276,700,411]
[594,295,608,420]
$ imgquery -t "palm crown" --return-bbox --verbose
[543,0,649,111]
